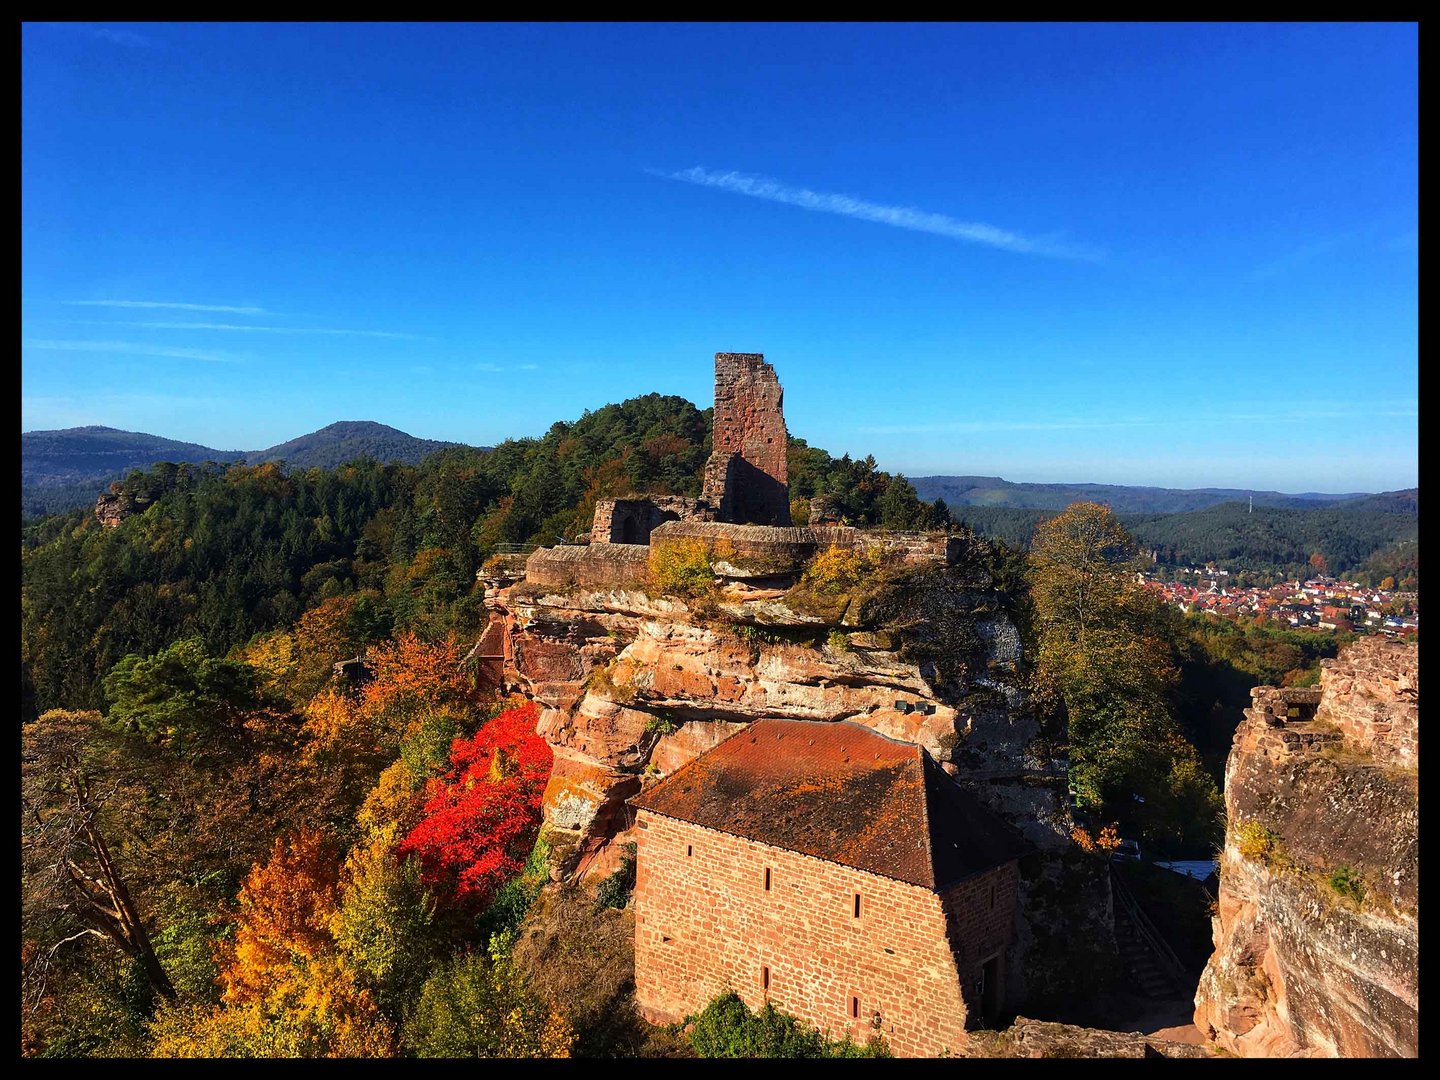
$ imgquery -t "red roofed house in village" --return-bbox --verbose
[630,718,1030,1057]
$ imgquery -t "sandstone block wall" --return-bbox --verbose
[590,496,713,544]
[1315,638,1418,767]
[942,864,1021,1011]
[646,520,959,579]
[634,810,1016,1057]
[701,353,791,526]
[524,543,650,589]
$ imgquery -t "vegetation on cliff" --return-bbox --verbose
[1028,502,1221,850]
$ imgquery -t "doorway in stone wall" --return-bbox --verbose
[980,955,1002,1021]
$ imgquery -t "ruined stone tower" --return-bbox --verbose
[701,352,791,526]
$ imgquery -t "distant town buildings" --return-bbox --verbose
[1142,571,1418,636]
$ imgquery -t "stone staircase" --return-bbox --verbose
[1114,901,1182,998]
[1111,865,1189,998]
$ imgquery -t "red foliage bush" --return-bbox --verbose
[397,701,551,909]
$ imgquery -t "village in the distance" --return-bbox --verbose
[1145,568,1418,636]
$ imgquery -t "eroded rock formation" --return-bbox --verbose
[1193,638,1418,1057]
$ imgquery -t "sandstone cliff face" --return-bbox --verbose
[1194,639,1418,1057]
[481,539,1106,1011]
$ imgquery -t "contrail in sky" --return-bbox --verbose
[653,167,1100,261]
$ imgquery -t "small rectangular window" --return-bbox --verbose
[853,893,861,919]
[764,867,772,891]
[850,995,860,1019]
[762,966,770,990]
[687,844,693,857]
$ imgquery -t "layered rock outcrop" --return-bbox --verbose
[479,526,1109,1013]
[1193,639,1418,1057]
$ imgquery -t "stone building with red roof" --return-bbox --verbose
[630,718,1030,1057]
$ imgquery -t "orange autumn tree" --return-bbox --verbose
[220,829,342,1004]
[152,829,394,1058]
[302,631,490,767]
[398,702,552,910]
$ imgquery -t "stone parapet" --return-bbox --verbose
[524,543,650,589]
[1315,638,1417,767]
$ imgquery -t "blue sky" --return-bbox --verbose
[22,22,1418,492]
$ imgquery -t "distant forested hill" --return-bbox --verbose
[21,421,476,516]
[950,496,1418,583]
[21,426,244,488]
[243,420,462,470]
[912,474,1366,513]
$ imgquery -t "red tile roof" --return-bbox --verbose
[630,718,1029,889]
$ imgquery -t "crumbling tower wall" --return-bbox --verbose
[701,352,791,526]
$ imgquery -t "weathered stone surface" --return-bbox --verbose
[965,1017,1214,1058]
[95,490,136,528]
[591,495,713,544]
[525,543,650,589]
[701,352,791,526]
[1194,639,1418,1057]
[1314,637,1418,767]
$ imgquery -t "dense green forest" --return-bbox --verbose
[22,393,944,721]
[952,500,1417,585]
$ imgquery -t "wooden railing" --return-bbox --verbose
[1110,863,1190,989]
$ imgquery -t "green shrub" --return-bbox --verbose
[687,990,890,1058]
[644,713,678,736]
[648,538,715,599]
[592,842,638,913]
[403,933,574,1058]
[1234,821,1285,869]
[399,711,461,781]
[1328,864,1366,905]
[827,629,851,653]
[801,544,879,594]
[476,831,552,942]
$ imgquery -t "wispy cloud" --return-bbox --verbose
[1247,235,1350,282]
[24,339,243,364]
[78,25,158,48]
[474,362,540,373]
[652,167,1100,261]
[132,321,426,340]
[65,300,269,315]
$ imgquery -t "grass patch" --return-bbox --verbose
[587,659,637,705]
[1234,821,1288,872]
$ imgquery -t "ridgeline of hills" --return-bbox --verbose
[21,421,471,516]
[911,475,1371,513]
[20,412,1417,584]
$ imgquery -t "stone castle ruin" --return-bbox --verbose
[527,351,957,589]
